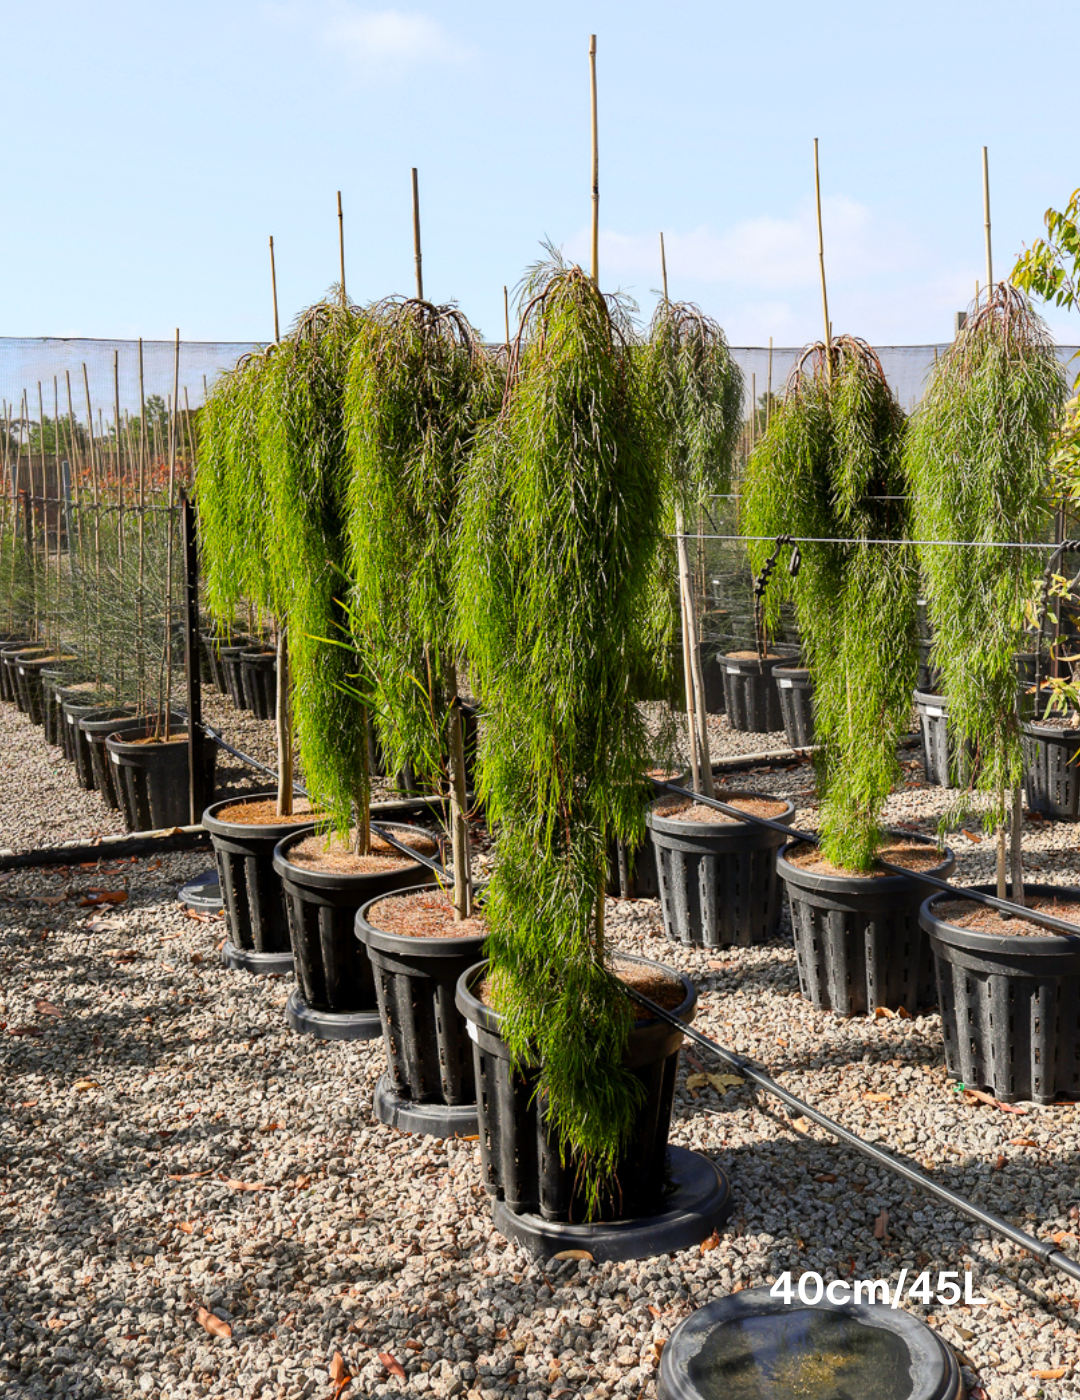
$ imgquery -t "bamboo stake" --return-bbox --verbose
[113,351,124,570]
[37,381,52,646]
[982,147,993,298]
[337,192,346,307]
[275,623,293,817]
[503,286,510,350]
[163,330,180,739]
[814,139,831,372]
[411,168,423,301]
[82,366,102,683]
[137,340,147,714]
[660,231,668,302]
[750,372,757,449]
[53,378,62,648]
[589,34,599,285]
[269,235,280,342]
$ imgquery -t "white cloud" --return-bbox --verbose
[321,5,473,75]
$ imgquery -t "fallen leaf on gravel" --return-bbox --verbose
[184,909,212,923]
[73,1079,99,1091]
[378,1352,406,1381]
[259,1122,285,1132]
[992,1154,1007,1170]
[403,1340,423,1352]
[686,1072,744,1091]
[7,1025,42,1036]
[552,1249,594,1261]
[329,1353,348,1382]
[1031,1369,1068,1381]
[176,1222,195,1234]
[295,1174,312,1189]
[648,1304,662,1318]
[962,830,982,843]
[196,1306,231,1339]
[873,1209,890,1240]
[863,1092,892,1103]
[20,1100,38,1108]
[32,895,66,907]
[963,1088,1028,1114]
[814,1173,838,1183]
[79,890,128,907]
[34,999,62,1018]
[790,1116,813,1134]
[873,1007,897,1020]
[45,1318,64,1329]
[699,1231,721,1255]
[167,1170,212,1180]
[220,1177,268,1191]
[647,1338,666,1364]
[1051,1230,1080,1245]
[1009,1137,1038,1147]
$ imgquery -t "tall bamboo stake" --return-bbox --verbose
[589,34,599,285]
[814,139,831,372]
[137,340,147,714]
[82,365,102,683]
[269,235,280,342]
[660,231,668,302]
[766,337,773,432]
[411,168,423,301]
[113,351,124,570]
[750,372,757,448]
[37,381,52,646]
[163,330,180,739]
[982,147,993,298]
[53,378,62,648]
[503,286,510,350]
[337,192,346,307]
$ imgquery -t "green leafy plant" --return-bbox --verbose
[344,297,502,913]
[455,255,662,1215]
[644,301,743,793]
[741,336,916,871]
[906,283,1067,897]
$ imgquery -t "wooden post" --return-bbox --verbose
[814,139,831,369]
[982,147,993,299]
[411,168,423,301]
[180,492,206,824]
[766,336,773,433]
[589,34,599,285]
[269,235,280,342]
[163,330,180,739]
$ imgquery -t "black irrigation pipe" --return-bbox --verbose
[661,781,1080,940]
[676,532,1063,550]
[623,984,1080,1287]
[0,825,210,872]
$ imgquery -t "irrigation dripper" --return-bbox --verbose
[622,982,1080,1288]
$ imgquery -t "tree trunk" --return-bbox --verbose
[275,625,293,817]
[444,657,472,921]
[675,506,713,798]
[1009,785,1025,906]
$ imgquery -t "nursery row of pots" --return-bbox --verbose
[0,635,215,831]
[202,787,730,1259]
[201,631,278,719]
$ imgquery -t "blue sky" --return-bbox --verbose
[4,0,1077,348]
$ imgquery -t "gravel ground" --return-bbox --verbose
[1,693,1079,1398]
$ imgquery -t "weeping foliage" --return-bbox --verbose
[344,299,502,781]
[906,284,1067,824]
[641,300,745,711]
[197,350,276,622]
[455,257,663,1216]
[258,298,368,833]
[741,337,916,870]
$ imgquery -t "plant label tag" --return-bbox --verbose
[778,678,793,688]
[111,750,121,763]
[66,713,75,723]
[926,706,943,718]
[466,1021,479,1044]
[726,667,740,675]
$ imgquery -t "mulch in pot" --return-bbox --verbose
[784,838,948,878]
[930,893,1080,939]
[286,826,437,876]
[368,887,486,940]
[653,794,791,825]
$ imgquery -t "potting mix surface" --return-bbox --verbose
[214,797,321,827]
[655,794,790,824]
[2,698,1080,1399]
[367,889,487,940]
[931,895,1080,939]
[785,838,948,878]
[286,826,439,875]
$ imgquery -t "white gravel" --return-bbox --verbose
[1,698,1079,1398]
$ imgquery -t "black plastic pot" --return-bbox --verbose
[0,640,31,704]
[79,709,143,808]
[658,1287,962,1400]
[1022,717,1080,821]
[774,665,815,748]
[200,631,228,693]
[219,642,252,709]
[15,651,74,726]
[916,638,941,694]
[778,834,956,1016]
[202,791,316,975]
[719,653,787,733]
[921,883,1080,1104]
[913,690,976,788]
[699,643,725,714]
[240,648,277,720]
[455,955,729,1260]
[648,792,796,947]
[272,823,435,1040]
[61,697,121,786]
[40,666,78,747]
[356,891,487,1136]
[105,724,217,832]
[3,645,46,715]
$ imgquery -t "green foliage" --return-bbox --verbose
[455,256,663,1216]
[906,284,1067,825]
[741,337,916,870]
[197,352,275,622]
[258,299,369,833]
[344,299,501,783]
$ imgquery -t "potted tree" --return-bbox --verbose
[345,296,501,1134]
[453,256,729,1255]
[743,337,955,1015]
[642,300,796,947]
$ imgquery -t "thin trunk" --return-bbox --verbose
[444,656,472,920]
[676,505,713,798]
[163,333,180,740]
[354,705,371,856]
[275,625,293,817]
[995,813,1007,902]
[1010,786,1024,906]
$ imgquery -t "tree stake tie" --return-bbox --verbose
[620,980,1080,1287]
[752,534,800,661]
[659,779,1080,939]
